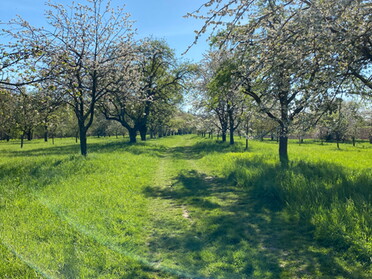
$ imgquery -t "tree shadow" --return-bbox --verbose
[0,137,245,160]
[143,160,371,278]
[0,140,169,158]
[167,140,245,160]
[0,155,93,194]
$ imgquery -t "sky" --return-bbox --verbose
[0,0,211,62]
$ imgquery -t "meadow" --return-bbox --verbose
[0,135,371,278]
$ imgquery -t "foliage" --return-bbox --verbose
[189,0,372,164]
[5,0,136,155]
[101,38,195,142]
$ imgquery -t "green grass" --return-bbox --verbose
[0,136,371,278]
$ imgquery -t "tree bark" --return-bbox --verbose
[139,126,147,141]
[128,128,137,143]
[26,130,33,141]
[229,129,234,144]
[79,125,88,156]
[245,120,249,150]
[229,111,235,145]
[279,126,289,166]
[20,134,24,148]
[44,125,48,142]
[221,132,226,142]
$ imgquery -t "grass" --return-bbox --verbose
[0,135,371,278]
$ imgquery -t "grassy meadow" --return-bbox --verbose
[0,135,371,278]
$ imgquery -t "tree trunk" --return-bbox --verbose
[79,125,88,156]
[279,126,288,166]
[26,130,33,141]
[245,121,249,150]
[128,128,137,143]
[352,136,355,147]
[139,126,147,141]
[44,125,48,142]
[221,132,226,142]
[20,134,24,148]
[229,111,235,145]
[229,129,234,145]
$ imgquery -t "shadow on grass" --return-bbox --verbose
[0,140,168,158]
[0,137,245,160]
[0,155,93,194]
[168,142,244,160]
[143,159,371,278]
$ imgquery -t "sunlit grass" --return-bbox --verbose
[0,135,371,278]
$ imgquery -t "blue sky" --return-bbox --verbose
[0,0,210,61]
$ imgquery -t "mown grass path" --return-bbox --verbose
[0,135,371,278]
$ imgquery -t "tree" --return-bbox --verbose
[9,0,136,155]
[190,0,344,165]
[12,89,41,147]
[0,28,48,89]
[317,99,366,148]
[0,89,17,140]
[147,101,176,138]
[343,101,365,146]
[307,0,372,96]
[207,53,246,144]
[102,39,193,143]
[34,82,64,142]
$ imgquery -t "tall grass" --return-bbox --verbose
[226,157,371,260]
[199,139,372,273]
